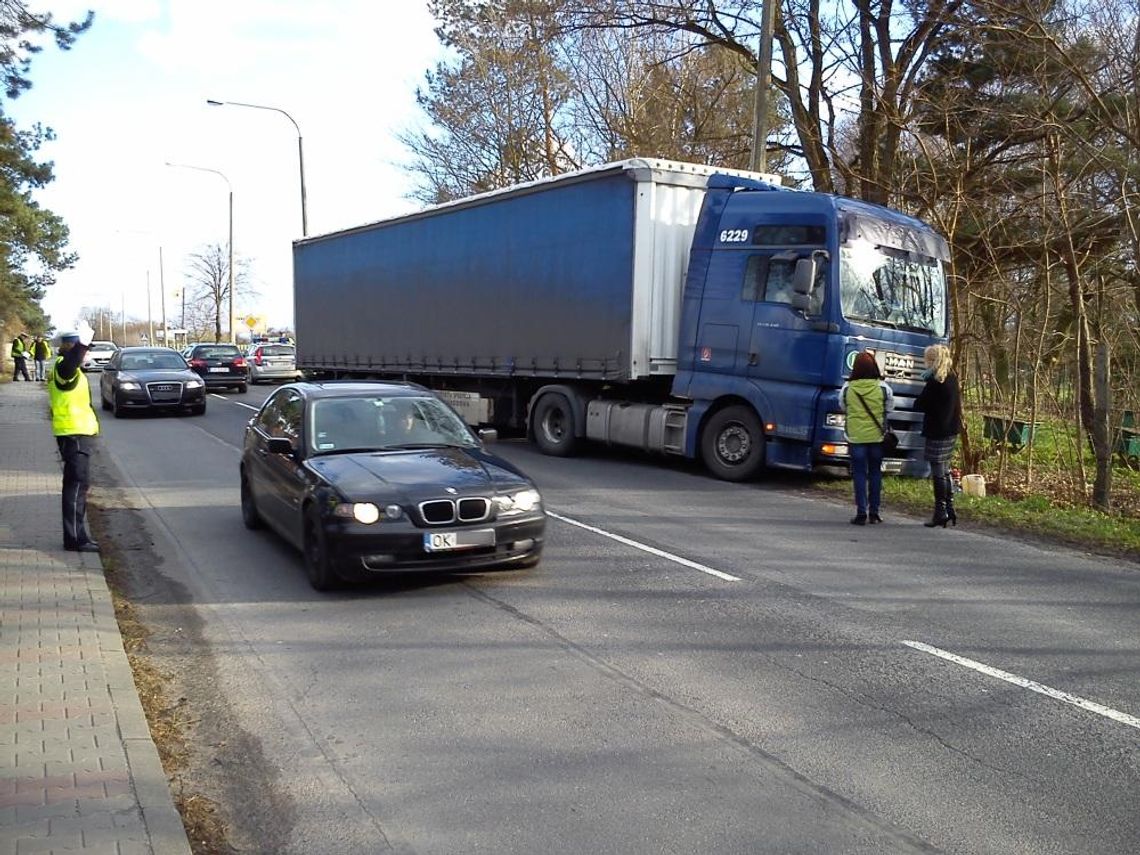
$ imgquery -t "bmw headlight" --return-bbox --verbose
[332,502,381,524]
[494,488,542,517]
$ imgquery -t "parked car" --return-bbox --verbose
[99,347,207,417]
[185,343,248,392]
[82,340,118,371]
[239,381,545,590]
[246,342,300,384]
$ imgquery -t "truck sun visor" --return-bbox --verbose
[842,213,950,261]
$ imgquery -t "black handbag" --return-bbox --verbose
[853,389,899,452]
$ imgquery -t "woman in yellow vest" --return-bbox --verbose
[48,321,100,552]
[838,351,895,525]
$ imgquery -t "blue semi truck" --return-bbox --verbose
[293,158,949,481]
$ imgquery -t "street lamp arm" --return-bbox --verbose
[206,98,301,135]
[165,161,232,193]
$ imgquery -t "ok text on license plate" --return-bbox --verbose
[424,529,496,552]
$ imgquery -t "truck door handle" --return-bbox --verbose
[748,352,759,366]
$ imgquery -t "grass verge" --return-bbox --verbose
[97,542,233,853]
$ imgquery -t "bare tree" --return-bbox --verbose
[182,243,254,344]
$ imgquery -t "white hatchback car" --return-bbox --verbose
[82,341,119,371]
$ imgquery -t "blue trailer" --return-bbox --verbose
[293,158,949,480]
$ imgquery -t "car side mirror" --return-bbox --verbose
[792,257,816,296]
[478,428,498,444]
[267,437,295,455]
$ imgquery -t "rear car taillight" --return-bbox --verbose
[190,358,207,369]
[254,347,263,365]
[233,356,246,367]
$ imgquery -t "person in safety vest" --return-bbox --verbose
[838,350,895,526]
[11,333,31,381]
[32,334,51,381]
[49,321,100,552]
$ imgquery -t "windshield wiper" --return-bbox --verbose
[312,446,382,456]
[381,442,466,450]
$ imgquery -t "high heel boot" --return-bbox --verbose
[924,474,950,528]
[944,473,958,526]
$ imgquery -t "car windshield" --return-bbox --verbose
[90,342,116,353]
[310,395,477,453]
[121,352,187,370]
[839,241,947,336]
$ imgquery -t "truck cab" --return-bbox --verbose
[674,174,949,478]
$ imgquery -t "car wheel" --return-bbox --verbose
[101,391,111,411]
[237,383,248,394]
[240,473,262,530]
[190,403,206,416]
[111,395,126,419]
[303,511,339,591]
[700,405,766,482]
[532,393,578,457]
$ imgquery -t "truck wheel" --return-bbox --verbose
[533,393,579,457]
[701,405,766,481]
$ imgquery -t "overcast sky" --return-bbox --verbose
[9,1,445,334]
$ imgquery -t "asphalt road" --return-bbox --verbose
[89,378,1140,855]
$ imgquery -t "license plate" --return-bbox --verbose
[423,529,496,552]
[881,458,904,473]
[208,367,229,373]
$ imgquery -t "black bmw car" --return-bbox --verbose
[99,347,207,417]
[239,381,545,590]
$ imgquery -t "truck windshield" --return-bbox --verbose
[839,240,947,337]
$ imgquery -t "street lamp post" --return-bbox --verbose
[207,98,307,236]
[165,162,235,344]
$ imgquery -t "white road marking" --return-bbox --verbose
[547,510,741,582]
[209,393,259,411]
[902,640,1140,731]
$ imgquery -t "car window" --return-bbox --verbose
[310,395,476,452]
[258,390,303,441]
[194,345,241,358]
[259,345,294,356]
[121,352,187,371]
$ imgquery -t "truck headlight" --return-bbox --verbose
[494,488,542,516]
[825,413,846,428]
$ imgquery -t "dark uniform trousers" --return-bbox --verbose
[58,435,95,547]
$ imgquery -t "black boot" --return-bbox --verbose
[944,474,958,526]
[924,474,949,528]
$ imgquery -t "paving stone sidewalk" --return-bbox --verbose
[0,380,190,854]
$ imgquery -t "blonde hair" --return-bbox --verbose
[924,344,953,383]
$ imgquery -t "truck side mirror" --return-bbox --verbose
[791,257,817,313]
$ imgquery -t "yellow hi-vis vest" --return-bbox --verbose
[48,357,99,437]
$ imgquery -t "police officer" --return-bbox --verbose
[49,321,100,553]
[11,332,31,381]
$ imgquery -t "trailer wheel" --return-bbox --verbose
[701,405,766,481]
[533,393,578,457]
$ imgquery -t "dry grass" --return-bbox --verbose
[100,553,233,854]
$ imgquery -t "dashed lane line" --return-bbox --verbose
[902,640,1140,731]
[209,393,259,410]
[547,510,741,582]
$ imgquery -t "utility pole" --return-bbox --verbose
[750,0,777,174]
[160,246,168,347]
[147,271,153,343]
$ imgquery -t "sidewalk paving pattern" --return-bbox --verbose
[0,381,190,854]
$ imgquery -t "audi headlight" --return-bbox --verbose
[332,502,381,524]
[119,381,141,390]
[185,378,203,388]
[494,488,542,516]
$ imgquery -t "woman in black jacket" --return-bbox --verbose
[914,344,962,528]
